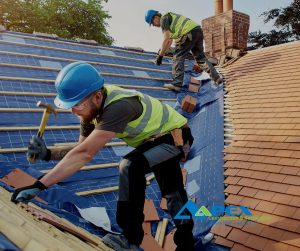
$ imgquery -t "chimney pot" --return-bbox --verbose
[224,0,233,12]
[214,0,223,15]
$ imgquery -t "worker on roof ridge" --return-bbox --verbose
[11,62,195,251]
[145,9,222,92]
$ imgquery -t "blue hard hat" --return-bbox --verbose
[54,62,104,109]
[145,9,159,25]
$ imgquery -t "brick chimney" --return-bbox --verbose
[202,0,250,59]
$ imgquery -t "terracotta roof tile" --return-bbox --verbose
[244,234,269,250]
[273,204,297,218]
[293,209,300,221]
[260,226,285,241]
[271,193,294,205]
[255,201,277,214]
[211,224,232,238]
[213,236,234,248]
[286,186,300,196]
[278,157,297,166]
[237,178,256,187]
[263,164,283,173]
[227,228,250,244]
[217,41,300,250]
[275,218,300,232]
[238,187,258,197]
[239,197,260,209]
[242,222,265,235]
[280,166,300,175]
[252,180,273,190]
[224,168,240,176]
[237,169,253,178]
[225,185,243,195]
[239,161,253,169]
[290,196,300,207]
[283,176,300,186]
[265,173,287,183]
[251,171,270,180]
[281,232,300,248]
[231,243,256,251]
[276,150,295,158]
[225,195,243,205]
[294,158,300,167]
[263,240,290,251]
[224,176,241,185]
[268,182,290,193]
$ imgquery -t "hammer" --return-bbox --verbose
[27,101,57,163]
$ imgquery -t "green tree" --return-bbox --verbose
[0,0,113,45]
[248,0,300,49]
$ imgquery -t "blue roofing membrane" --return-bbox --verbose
[0,31,226,251]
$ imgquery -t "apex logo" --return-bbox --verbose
[174,201,252,220]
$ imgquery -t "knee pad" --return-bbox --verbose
[119,158,131,176]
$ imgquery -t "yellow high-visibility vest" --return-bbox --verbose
[96,85,187,147]
[162,12,199,39]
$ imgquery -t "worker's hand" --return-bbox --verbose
[27,136,51,161]
[155,55,163,65]
[11,180,47,203]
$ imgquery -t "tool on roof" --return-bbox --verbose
[27,101,57,163]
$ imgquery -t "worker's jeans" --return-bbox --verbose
[116,132,194,251]
[171,27,220,87]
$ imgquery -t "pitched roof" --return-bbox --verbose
[213,41,300,250]
[0,30,227,251]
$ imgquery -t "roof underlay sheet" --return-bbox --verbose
[0,31,225,251]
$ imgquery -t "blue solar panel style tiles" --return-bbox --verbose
[0,30,225,251]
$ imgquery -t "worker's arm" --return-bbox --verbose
[40,129,116,187]
[155,31,172,65]
[159,30,172,56]
[11,130,116,203]
[49,134,87,160]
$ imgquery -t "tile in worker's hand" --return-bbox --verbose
[1,168,47,204]
[0,168,36,188]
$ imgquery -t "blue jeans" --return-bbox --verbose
[172,27,220,87]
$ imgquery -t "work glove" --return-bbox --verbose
[27,135,51,161]
[155,55,163,65]
[11,180,47,203]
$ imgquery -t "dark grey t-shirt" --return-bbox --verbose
[161,13,172,32]
[80,96,143,137]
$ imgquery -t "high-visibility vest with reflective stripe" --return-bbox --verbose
[162,12,199,39]
[100,85,187,147]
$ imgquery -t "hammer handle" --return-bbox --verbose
[27,110,50,163]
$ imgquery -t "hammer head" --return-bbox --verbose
[37,101,58,118]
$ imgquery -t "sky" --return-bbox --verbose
[102,0,293,52]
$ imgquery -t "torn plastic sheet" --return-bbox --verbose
[75,205,120,234]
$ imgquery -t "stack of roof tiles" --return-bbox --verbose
[212,41,300,251]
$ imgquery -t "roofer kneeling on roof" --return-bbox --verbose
[145,9,222,92]
[11,62,195,251]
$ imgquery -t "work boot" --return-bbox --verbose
[102,234,144,251]
[164,83,181,92]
